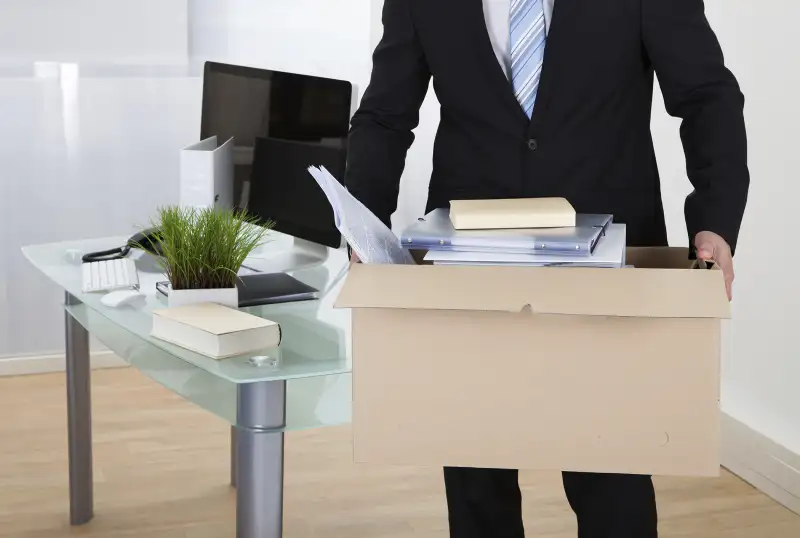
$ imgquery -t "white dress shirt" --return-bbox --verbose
[483,0,555,79]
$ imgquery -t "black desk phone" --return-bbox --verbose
[81,227,163,263]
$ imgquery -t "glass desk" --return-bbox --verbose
[22,235,353,538]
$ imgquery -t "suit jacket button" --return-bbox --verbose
[527,138,538,151]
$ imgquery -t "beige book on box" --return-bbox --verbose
[449,197,576,230]
[151,302,280,359]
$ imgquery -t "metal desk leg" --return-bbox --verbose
[64,292,94,525]
[231,425,237,487]
[235,381,286,538]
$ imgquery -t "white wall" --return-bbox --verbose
[189,0,372,89]
[0,1,197,358]
[369,1,800,456]
[0,0,373,358]
[0,0,189,65]
[705,2,800,456]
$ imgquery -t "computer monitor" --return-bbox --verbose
[200,61,354,251]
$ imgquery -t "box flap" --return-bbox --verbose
[336,259,730,319]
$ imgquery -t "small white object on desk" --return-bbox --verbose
[101,289,146,308]
[151,302,281,359]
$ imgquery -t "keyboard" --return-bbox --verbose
[81,258,140,293]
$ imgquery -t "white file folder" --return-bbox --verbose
[425,224,627,267]
[180,135,234,210]
[401,208,613,255]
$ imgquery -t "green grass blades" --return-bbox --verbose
[151,206,273,290]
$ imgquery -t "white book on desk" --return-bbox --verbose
[151,302,280,359]
[180,135,234,210]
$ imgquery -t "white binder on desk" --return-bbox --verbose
[180,135,234,210]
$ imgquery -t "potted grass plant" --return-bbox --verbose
[142,205,272,308]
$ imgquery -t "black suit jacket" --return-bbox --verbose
[345,0,749,252]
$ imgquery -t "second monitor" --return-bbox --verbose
[200,61,354,250]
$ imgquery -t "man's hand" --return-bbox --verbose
[350,250,361,264]
[694,231,734,301]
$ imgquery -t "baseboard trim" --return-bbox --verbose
[722,412,800,515]
[0,351,127,377]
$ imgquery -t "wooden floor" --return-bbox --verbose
[1,369,799,538]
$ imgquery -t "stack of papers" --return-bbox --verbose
[305,166,627,269]
[307,166,415,264]
[425,223,627,267]
[402,208,613,255]
[400,207,627,269]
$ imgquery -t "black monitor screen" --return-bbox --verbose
[200,61,352,248]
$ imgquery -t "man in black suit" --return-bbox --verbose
[344,0,749,536]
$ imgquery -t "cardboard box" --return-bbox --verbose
[336,247,730,477]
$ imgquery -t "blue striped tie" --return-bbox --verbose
[510,0,547,118]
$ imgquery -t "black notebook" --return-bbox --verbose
[236,273,319,307]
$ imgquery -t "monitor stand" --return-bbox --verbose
[242,236,330,275]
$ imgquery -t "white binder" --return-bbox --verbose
[401,208,613,255]
[179,135,234,210]
[425,224,627,268]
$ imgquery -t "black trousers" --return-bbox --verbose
[444,467,657,538]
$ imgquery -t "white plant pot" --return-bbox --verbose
[167,287,239,309]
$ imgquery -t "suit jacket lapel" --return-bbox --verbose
[465,0,530,124]
[529,0,577,127]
